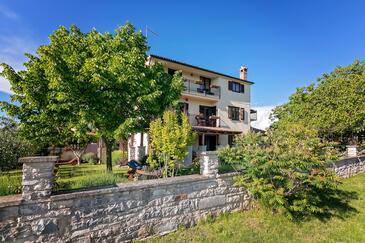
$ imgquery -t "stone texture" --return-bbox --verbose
[4,154,364,242]
[200,151,218,177]
[20,156,58,201]
[329,155,365,178]
[0,173,251,242]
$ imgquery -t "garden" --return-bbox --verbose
[0,163,129,196]
[149,172,365,243]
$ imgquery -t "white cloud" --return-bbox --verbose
[251,105,276,130]
[0,76,12,94]
[0,5,18,20]
[0,36,38,94]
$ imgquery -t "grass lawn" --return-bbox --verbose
[147,173,365,243]
[0,163,128,196]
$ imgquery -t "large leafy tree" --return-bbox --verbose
[272,60,365,144]
[0,23,183,172]
[219,122,341,219]
[147,111,196,177]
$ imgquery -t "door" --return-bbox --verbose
[199,106,216,127]
[205,135,217,151]
[200,76,211,93]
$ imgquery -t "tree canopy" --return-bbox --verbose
[272,60,365,144]
[0,23,184,171]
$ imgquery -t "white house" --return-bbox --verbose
[128,55,256,164]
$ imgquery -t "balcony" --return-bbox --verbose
[250,109,257,121]
[182,79,220,100]
[187,113,219,127]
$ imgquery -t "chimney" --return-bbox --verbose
[240,66,248,80]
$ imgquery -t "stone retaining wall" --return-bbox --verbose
[2,153,364,242]
[0,154,251,242]
[329,155,365,178]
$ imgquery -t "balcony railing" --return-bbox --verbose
[183,79,220,99]
[187,113,219,127]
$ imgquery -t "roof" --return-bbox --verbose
[150,54,254,85]
[192,126,243,134]
[250,127,266,133]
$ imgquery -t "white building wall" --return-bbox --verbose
[215,77,251,133]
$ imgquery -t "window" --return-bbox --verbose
[228,81,245,93]
[228,106,240,120]
[168,68,177,75]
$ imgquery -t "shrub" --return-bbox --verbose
[147,111,196,177]
[219,122,341,219]
[112,150,127,165]
[82,152,98,164]
[0,117,40,172]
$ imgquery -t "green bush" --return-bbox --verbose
[219,122,342,219]
[82,152,98,164]
[112,150,127,165]
[0,117,40,172]
[0,173,22,196]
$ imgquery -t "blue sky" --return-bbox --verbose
[1,0,365,124]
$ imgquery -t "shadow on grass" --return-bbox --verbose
[290,187,359,222]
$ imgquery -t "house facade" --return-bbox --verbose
[128,55,256,164]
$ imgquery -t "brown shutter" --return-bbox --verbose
[240,108,245,120]
[228,81,233,91]
[240,84,245,93]
[228,106,232,119]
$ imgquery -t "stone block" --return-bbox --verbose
[198,195,226,209]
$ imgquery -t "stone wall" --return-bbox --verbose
[0,155,250,242]
[329,155,365,178]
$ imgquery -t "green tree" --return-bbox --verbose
[0,117,39,171]
[0,23,183,172]
[219,122,341,219]
[147,111,196,177]
[272,60,365,144]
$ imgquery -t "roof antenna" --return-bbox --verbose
[145,25,159,39]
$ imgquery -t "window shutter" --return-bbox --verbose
[240,108,245,120]
[228,107,232,119]
[240,84,245,93]
[228,81,233,91]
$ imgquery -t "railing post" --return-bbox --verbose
[19,156,58,201]
[199,151,218,177]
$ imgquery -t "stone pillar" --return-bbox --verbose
[346,145,358,158]
[19,156,58,201]
[199,151,218,177]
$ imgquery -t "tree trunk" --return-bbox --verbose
[105,139,113,173]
